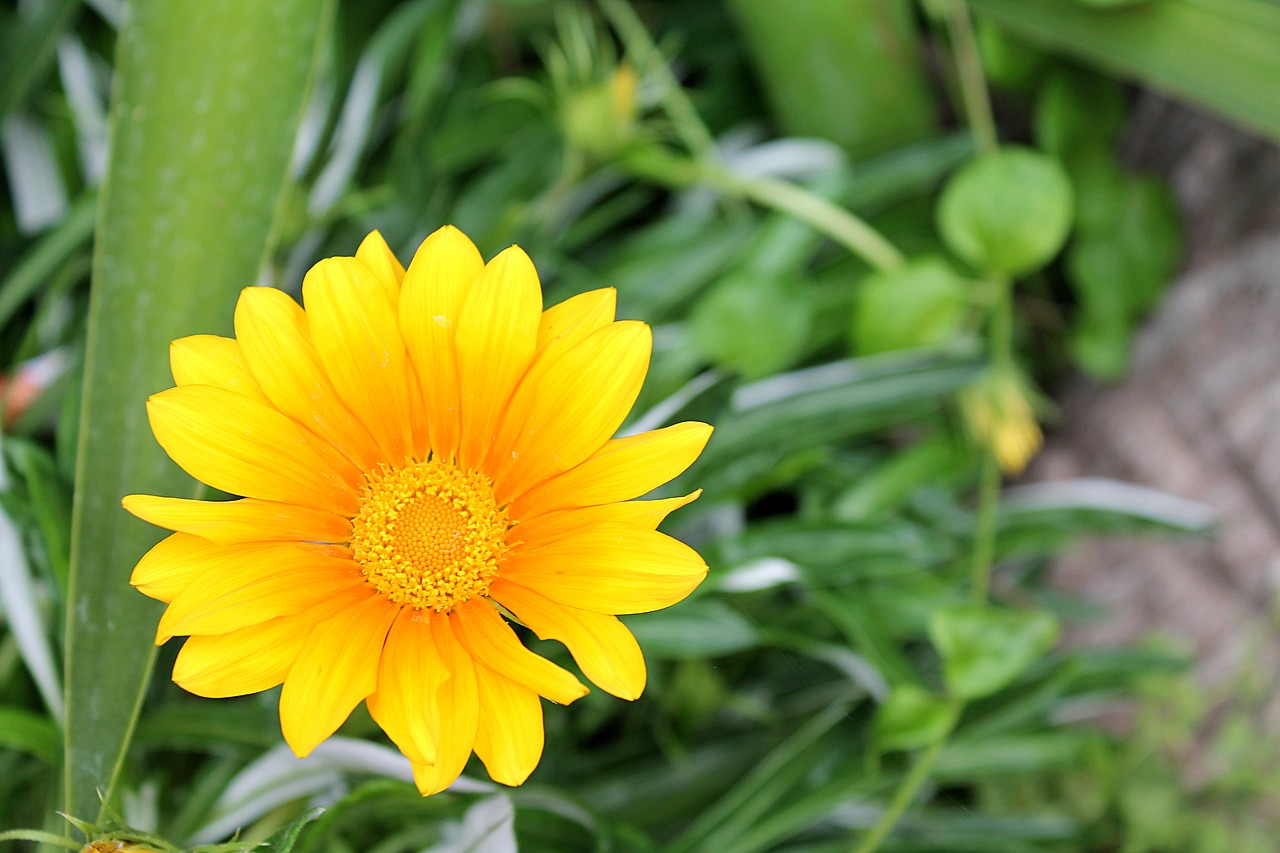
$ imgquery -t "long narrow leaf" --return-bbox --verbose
[970,0,1280,143]
[64,0,331,821]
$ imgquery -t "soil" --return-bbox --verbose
[1036,94,1280,717]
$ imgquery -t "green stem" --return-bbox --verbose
[619,145,905,272]
[944,0,997,154]
[852,702,962,853]
[989,275,1014,364]
[969,450,1001,605]
[722,172,905,271]
[972,274,1012,603]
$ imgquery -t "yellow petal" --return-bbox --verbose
[169,335,270,405]
[304,257,417,464]
[512,422,712,518]
[156,544,362,642]
[473,664,543,787]
[490,321,652,504]
[453,599,587,705]
[454,246,542,470]
[409,611,480,796]
[279,595,399,758]
[490,580,646,700]
[501,523,706,615]
[147,385,362,516]
[172,586,370,698]
[131,532,224,603]
[233,286,382,471]
[533,288,616,366]
[355,230,405,303]
[366,608,446,766]
[123,494,351,545]
[399,225,484,462]
[513,491,700,550]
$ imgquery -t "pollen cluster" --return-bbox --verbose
[351,459,510,612]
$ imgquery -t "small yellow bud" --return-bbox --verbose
[560,64,640,160]
[961,368,1043,475]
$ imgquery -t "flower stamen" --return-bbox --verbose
[351,459,509,611]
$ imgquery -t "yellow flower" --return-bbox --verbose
[123,227,712,794]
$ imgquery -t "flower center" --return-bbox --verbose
[351,459,510,612]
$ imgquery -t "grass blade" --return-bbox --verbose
[64,0,331,821]
[970,0,1280,142]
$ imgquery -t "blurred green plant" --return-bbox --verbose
[0,0,1270,851]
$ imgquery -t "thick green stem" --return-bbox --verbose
[944,0,997,153]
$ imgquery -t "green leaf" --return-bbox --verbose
[851,256,972,355]
[1034,69,1127,157]
[970,0,1280,143]
[831,436,967,520]
[689,273,813,379]
[724,0,935,156]
[937,147,1074,277]
[0,830,80,851]
[976,20,1049,90]
[934,733,1091,780]
[1065,237,1135,379]
[0,706,61,763]
[64,0,331,822]
[261,806,324,853]
[1066,174,1180,378]
[1075,0,1150,8]
[0,193,96,331]
[0,0,80,120]
[624,600,761,659]
[930,606,1061,700]
[698,351,982,484]
[997,477,1214,558]
[874,685,957,751]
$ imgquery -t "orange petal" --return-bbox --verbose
[147,385,362,516]
[512,491,700,550]
[169,335,270,405]
[489,321,652,504]
[490,580,646,700]
[500,523,706,615]
[399,225,484,462]
[304,257,417,464]
[355,230,406,303]
[233,286,382,471]
[123,495,351,545]
[408,611,480,796]
[279,595,399,757]
[454,246,542,470]
[366,608,446,766]
[473,664,543,787]
[453,599,587,705]
[172,586,371,698]
[512,422,712,518]
[156,544,362,642]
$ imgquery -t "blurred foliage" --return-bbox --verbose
[0,0,1274,851]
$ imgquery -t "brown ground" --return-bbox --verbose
[1037,95,1280,711]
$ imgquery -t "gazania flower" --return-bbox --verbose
[123,226,711,794]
